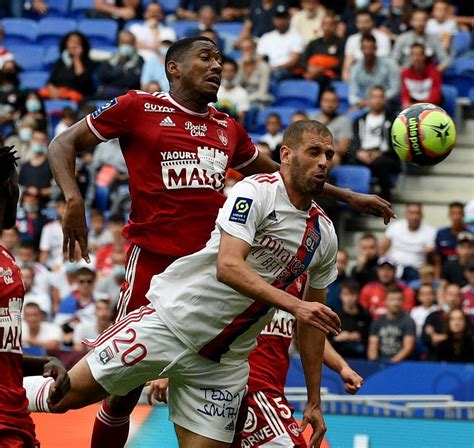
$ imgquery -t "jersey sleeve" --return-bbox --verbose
[85,91,138,141]
[216,180,269,246]
[230,120,259,171]
[307,227,338,290]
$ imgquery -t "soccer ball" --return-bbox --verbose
[391,103,456,166]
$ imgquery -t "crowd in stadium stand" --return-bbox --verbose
[0,0,472,366]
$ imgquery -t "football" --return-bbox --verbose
[391,103,456,166]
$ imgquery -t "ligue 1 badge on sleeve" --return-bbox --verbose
[217,129,228,146]
[229,197,253,224]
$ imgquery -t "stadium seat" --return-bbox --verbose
[37,18,77,47]
[469,87,474,102]
[44,99,78,115]
[19,71,49,90]
[214,22,244,36]
[171,21,198,39]
[94,185,111,211]
[330,165,371,195]
[160,0,180,15]
[248,133,263,143]
[42,45,60,69]
[9,45,45,70]
[45,0,71,17]
[274,80,319,108]
[452,31,472,56]
[331,80,350,113]
[1,18,38,45]
[441,85,458,118]
[70,0,94,19]
[77,19,118,47]
[443,58,474,95]
[256,106,297,133]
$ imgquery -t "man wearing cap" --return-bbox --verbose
[359,256,416,319]
[440,232,474,294]
[256,5,305,81]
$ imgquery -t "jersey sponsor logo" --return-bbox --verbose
[98,346,115,365]
[229,197,253,224]
[0,298,23,355]
[159,116,176,127]
[185,121,207,137]
[288,422,300,437]
[144,103,175,113]
[244,407,258,433]
[217,128,228,146]
[0,266,13,285]
[92,98,118,119]
[161,147,228,191]
[260,310,294,338]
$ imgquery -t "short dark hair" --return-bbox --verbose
[24,302,42,312]
[360,232,377,242]
[356,9,374,20]
[341,280,360,294]
[418,282,435,293]
[20,241,37,251]
[76,267,95,279]
[406,202,422,209]
[282,120,332,149]
[267,113,281,122]
[108,213,125,224]
[449,202,464,210]
[361,33,376,45]
[386,284,404,295]
[411,43,425,52]
[0,146,19,183]
[222,57,238,72]
[165,36,217,82]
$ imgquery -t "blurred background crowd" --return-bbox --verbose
[0,0,473,368]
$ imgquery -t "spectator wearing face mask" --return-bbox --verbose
[97,30,144,98]
[39,32,95,103]
[4,119,35,163]
[18,129,52,201]
[15,188,48,248]
[19,92,47,131]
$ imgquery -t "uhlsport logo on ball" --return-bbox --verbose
[391,103,456,166]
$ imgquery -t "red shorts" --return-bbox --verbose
[239,390,306,447]
[0,432,39,448]
[115,245,178,322]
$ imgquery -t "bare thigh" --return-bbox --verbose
[174,425,230,448]
[49,355,109,413]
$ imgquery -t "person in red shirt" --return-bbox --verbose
[0,146,70,448]
[46,36,395,448]
[400,43,442,110]
[359,256,416,319]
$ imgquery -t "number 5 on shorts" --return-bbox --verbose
[273,397,292,419]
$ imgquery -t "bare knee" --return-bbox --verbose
[105,385,144,415]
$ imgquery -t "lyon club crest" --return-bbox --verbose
[217,128,228,146]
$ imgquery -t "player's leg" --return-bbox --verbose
[0,432,30,448]
[174,425,230,448]
[91,247,177,448]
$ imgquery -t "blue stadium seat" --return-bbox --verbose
[171,21,198,39]
[78,19,118,47]
[70,0,93,19]
[37,18,77,47]
[94,185,111,211]
[331,80,349,113]
[454,58,474,74]
[214,22,244,36]
[42,45,60,69]
[1,18,38,45]
[275,80,319,108]
[256,106,297,133]
[160,0,180,15]
[19,71,49,90]
[443,58,474,95]
[44,99,78,115]
[441,85,458,118]
[469,87,474,102]
[330,165,371,195]
[45,0,71,17]
[248,133,263,144]
[452,31,472,56]
[9,45,45,70]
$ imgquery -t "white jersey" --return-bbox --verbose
[148,172,338,364]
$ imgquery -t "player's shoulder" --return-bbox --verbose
[128,90,178,112]
[232,173,281,205]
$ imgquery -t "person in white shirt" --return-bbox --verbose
[342,9,392,81]
[25,120,341,448]
[410,283,438,337]
[215,59,250,124]
[290,0,326,45]
[22,266,52,318]
[128,2,177,61]
[22,302,63,353]
[260,113,284,153]
[425,0,457,51]
[39,197,66,269]
[256,5,305,81]
[381,203,436,281]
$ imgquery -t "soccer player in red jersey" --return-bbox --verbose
[46,36,394,448]
[0,146,70,448]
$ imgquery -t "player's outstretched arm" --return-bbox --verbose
[238,151,396,224]
[297,287,328,448]
[48,119,102,263]
[216,230,341,335]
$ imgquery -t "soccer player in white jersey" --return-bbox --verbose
[24,120,340,448]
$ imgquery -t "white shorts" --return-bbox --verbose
[86,306,249,443]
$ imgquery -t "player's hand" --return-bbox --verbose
[62,197,90,263]
[347,192,397,225]
[299,402,326,448]
[146,378,169,405]
[294,302,341,336]
[340,365,363,395]
[43,357,71,405]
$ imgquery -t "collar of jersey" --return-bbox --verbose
[164,92,210,117]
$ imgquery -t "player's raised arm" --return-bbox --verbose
[216,230,341,335]
[48,119,102,263]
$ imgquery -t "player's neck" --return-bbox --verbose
[280,170,312,211]
[168,90,209,114]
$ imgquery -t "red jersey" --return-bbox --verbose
[247,275,307,394]
[400,62,442,106]
[0,245,36,446]
[86,90,258,257]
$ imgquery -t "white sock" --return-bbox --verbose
[23,376,54,412]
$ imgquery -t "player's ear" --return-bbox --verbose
[280,145,291,165]
[166,60,180,79]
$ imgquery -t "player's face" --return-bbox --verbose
[289,131,334,196]
[178,41,222,104]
